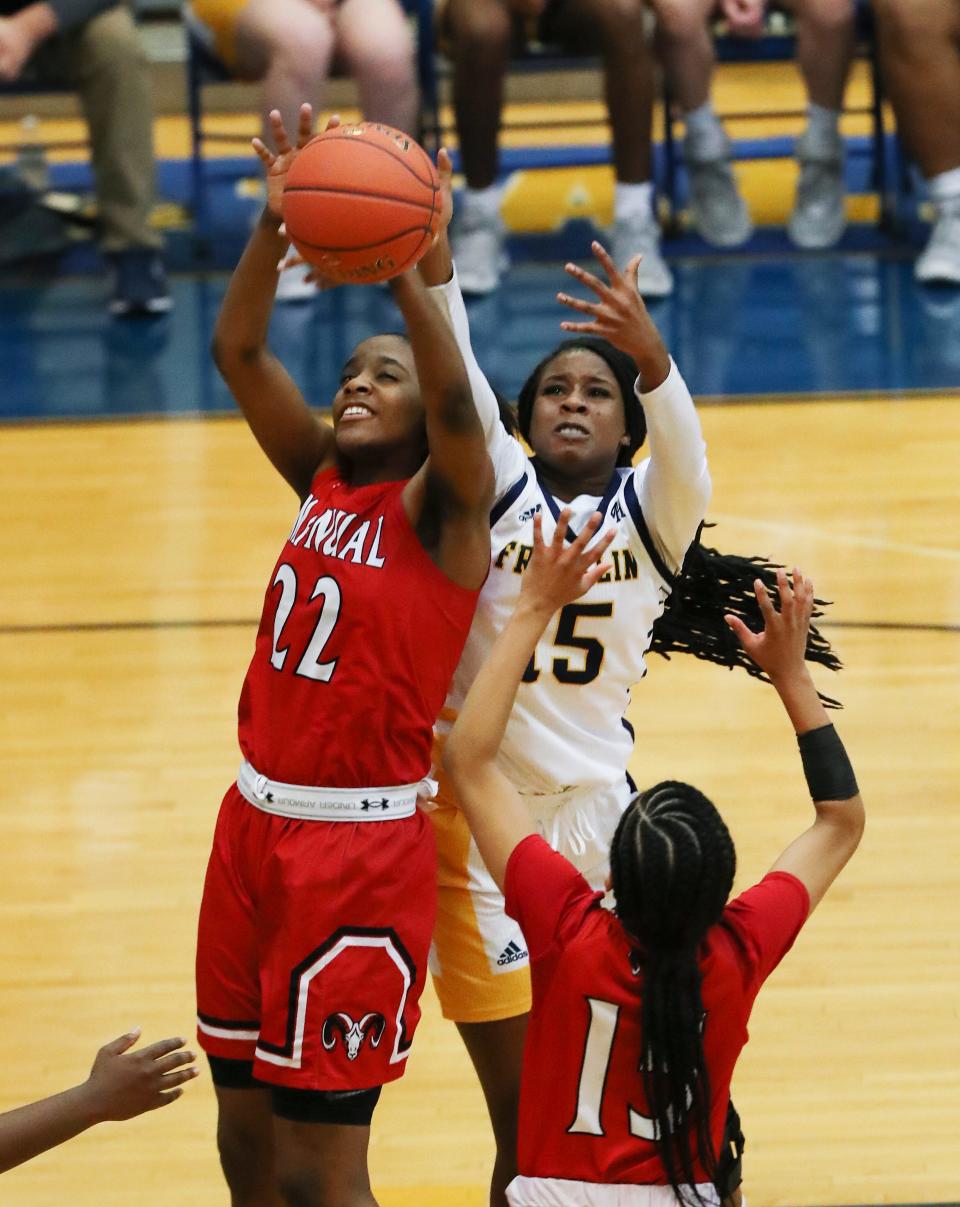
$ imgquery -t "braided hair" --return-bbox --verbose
[513,345,843,702]
[610,782,736,1202]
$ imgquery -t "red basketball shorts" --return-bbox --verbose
[196,784,436,1091]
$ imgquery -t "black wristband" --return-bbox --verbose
[797,724,859,801]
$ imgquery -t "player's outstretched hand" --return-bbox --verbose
[557,241,671,387]
[721,0,765,38]
[724,568,814,684]
[81,1029,199,1122]
[520,511,614,618]
[253,104,332,219]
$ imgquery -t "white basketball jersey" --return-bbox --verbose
[429,272,710,796]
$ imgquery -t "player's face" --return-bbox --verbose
[332,336,425,460]
[526,350,629,478]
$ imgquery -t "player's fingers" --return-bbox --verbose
[553,508,572,550]
[776,567,793,612]
[161,1066,200,1088]
[323,112,341,134]
[269,109,292,156]
[563,260,607,297]
[724,613,754,646]
[624,253,644,289]
[153,1048,197,1074]
[140,1037,189,1062]
[754,577,777,623]
[568,512,602,558]
[251,137,275,166]
[556,291,602,317]
[101,1028,142,1057]
[559,320,600,335]
[590,240,619,281]
[148,1088,185,1110]
[582,560,612,591]
[532,511,545,557]
[297,102,314,147]
[436,147,453,180]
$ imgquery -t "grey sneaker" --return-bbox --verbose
[452,204,508,295]
[610,207,673,298]
[915,200,960,286]
[684,134,753,248]
[789,129,846,249]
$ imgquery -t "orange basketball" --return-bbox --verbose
[282,123,441,285]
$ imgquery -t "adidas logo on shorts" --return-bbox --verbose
[496,940,528,967]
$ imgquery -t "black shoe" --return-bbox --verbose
[108,248,172,317]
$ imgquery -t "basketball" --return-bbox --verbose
[282,123,442,285]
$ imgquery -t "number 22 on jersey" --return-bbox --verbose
[269,563,342,683]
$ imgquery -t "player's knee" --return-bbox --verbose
[276,1156,367,1207]
[217,1115,274,1193]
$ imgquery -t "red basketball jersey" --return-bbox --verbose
[504,836,809,1186]
[237,467,481,788]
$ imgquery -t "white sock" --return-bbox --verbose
[614,180,654,220]
[462,185,502,216]
[805,102,841,150]
[928,167,960,206]
[683,100,727,158]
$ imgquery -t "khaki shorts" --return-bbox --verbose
[429,762,632,1023]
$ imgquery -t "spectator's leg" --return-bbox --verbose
[336,0,418,135]
[69,5,160,255]
[550,0,671,295]
[874,0,960,283]
[36,5,171,315]
[781,0,855,247]
[232,0,336,141]
[444,0,512,190]
[650,0,752,247]
[651,0,717,114]
[784,0,855,111]
[442,0,513,293]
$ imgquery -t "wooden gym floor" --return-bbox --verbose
[0,393,957,1205]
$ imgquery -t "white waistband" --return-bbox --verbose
[236,761,437,821]
[506,1177,719,1206]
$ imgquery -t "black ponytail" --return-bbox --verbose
[610,783,736,1202]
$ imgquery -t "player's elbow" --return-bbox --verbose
[441,731,487,794]
[211,331,265,375]
[817,794,866,860]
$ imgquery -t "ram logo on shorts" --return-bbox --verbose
[321,1011,387,1060]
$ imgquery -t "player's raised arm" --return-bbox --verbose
[417,154,515,462]
[0,1031,197,1175]
[444,513,615,888]
[211,105,336,500]
[726,570,865,912]
[392,267,494,586]
[558,241,710,570]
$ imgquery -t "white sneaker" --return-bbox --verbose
[452,204,508,295]
[610,207,673,298]
[684,134,753,248]
[788,129,846,250]
[275,247,317,302]
[915,199,960,286]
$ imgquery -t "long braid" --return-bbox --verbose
[610,783,736,1203]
